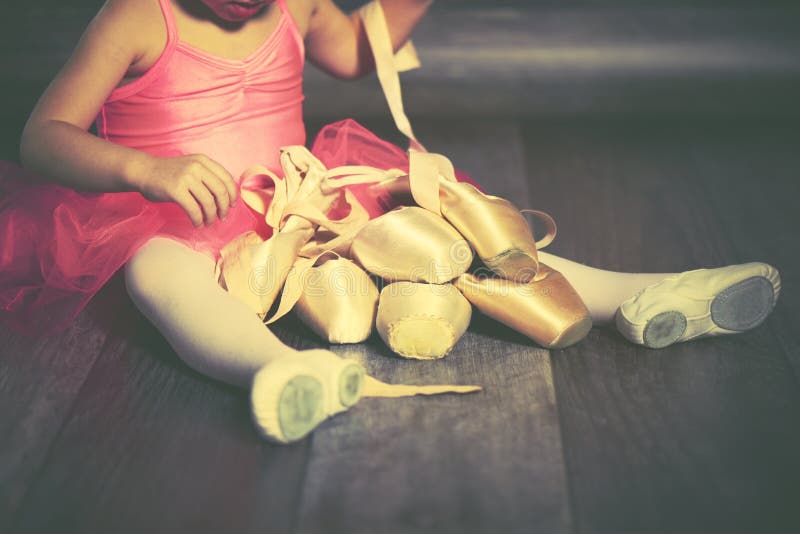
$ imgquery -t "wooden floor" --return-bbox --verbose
[1,114,799,534]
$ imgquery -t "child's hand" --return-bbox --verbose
[134,154,239,227]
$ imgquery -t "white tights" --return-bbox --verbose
[123,237,675,388]
[124,236,297,388]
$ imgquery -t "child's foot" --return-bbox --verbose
[250,349,365,444]
[615,262,781,349]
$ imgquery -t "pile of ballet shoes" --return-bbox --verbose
[217,146,594,359]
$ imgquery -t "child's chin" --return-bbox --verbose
[206,1,271,22]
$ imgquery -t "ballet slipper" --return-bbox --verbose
[376,281,472,359]
[375,170,556,284]
[454,263,592,349]
[294,256,379,344]
[350,206,473,284]
[251,349,365,444]
[615,262,781,349]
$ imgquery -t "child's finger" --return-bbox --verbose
[188,182,218,226]
[201,174,231,219]
[197,155,237,204]
[174,190,204,228]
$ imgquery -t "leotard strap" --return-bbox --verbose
[106,0,178,102]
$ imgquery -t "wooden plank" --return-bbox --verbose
[685,121,800,383]
[295,120,572,534]
[0,271,129,532]
[522,118,800,532]
[9,279,314,534]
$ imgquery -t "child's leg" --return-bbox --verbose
[539,250,781,348]
[123,236,298,388]
[538,251,672,325]
[123,236,366,444]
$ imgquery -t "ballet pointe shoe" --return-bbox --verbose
[215,227,314,320]
[251,349,365,444]
[376,174,556,283]
[615,262,781,349]
[294,257,379,344]
[438,180,552,283]
[454,263,592,349]
[350,206,473,283]
[376,281,472,359]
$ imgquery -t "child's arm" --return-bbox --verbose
[305,0,433,80]
[20,0,237,227]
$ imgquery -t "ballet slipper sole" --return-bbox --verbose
[376,282,472,359]
[615,262,781,349]
[251,363,326,444]
[454,264,592,349]
[295,258,379,344]
[328,358,366,409]
[351,206,473,284]
[250,352,365,443]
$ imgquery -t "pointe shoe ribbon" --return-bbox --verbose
[358,0,425,152]
[362,376,482,398]
[215,147,389,319]
[360,1,559,282]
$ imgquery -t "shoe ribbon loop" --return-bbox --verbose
[521,209,557,250]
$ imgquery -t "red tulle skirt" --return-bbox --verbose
[0,119,480,337]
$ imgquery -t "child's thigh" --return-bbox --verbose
[123,236,216,300]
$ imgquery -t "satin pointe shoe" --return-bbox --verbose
[350,206,473,284]
[250,349,365,444]
[294,257,379,344]
[454,263,592,349]
[615,262,781,349]
[376,170,556,284]
[376,281,472,359]
[438,179,555,283]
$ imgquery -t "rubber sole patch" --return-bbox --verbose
[711,276,775,331]
[643,311,687,349]
[278,375,324,442]
[339,364,365,408]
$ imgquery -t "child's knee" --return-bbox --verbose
[123,236,216,305]
[123,237,180,304]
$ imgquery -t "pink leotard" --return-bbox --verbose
[98,0,306,179]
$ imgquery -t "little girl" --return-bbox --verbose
[0,0,781,443]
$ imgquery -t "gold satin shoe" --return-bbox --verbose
[350,206,473,284]
[454,263,592,349]
[439,180,555,283]
[376,281,472,359]
[294,257,379,344]
[377,172,556,284]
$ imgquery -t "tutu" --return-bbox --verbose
[0,119,481,337]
